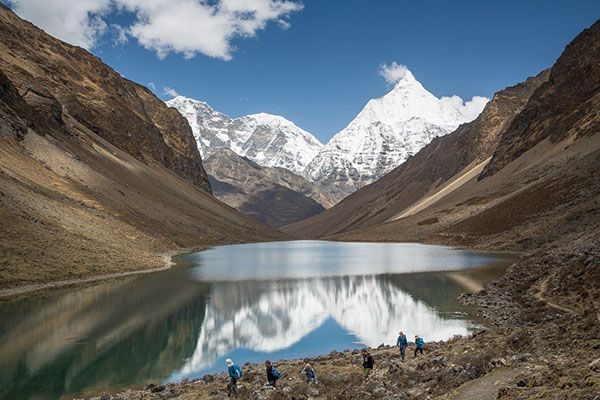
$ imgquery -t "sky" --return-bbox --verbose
[4,0,600,143]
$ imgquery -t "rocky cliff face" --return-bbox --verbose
[0,4,210,191]
[481,20,600,178]
[205,149,332,227]
[167,96,323,176]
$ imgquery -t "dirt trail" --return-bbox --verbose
[442,367,522,400]
[534,276,578,314]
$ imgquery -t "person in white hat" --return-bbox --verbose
[226,359,242,397]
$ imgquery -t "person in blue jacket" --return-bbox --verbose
[226,359,242,397]
[414,335,425,357]
[265,360,281,387]
[397,331,408,361]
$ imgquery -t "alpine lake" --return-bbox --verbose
[0,241,515,399]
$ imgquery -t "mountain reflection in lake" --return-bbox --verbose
[0,241,512,399]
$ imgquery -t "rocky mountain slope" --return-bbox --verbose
[0,5,282,290]
[480,20,600,179]
[285,70,549,238]
[285,19,600,254]
[304,69,488,201]
[167,96,323,176]
[205,149,333,227]
[0,7,210,192]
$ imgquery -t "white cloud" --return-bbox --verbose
[111,23,128,45]
[379,62,411,85]
[147,82,156,91]
[277,18,291,30]
[9,0,111,49]
[8,0,303,60]
[440,95,489,120]
[378,62,489,119]
[163,86,179,97]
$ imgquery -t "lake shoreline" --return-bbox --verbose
[0,239,521,300]
[0,247,204,299]
[82,242,598,399]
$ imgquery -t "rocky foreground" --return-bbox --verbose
[86,242,600,400]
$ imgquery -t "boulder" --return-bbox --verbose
[150,385,165,393]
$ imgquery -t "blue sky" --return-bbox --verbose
[6,0,600,143]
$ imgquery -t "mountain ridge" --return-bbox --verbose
[167,95,323,176]
[304,68,488,201]
[283,70,549,238]
[204,148,333,227]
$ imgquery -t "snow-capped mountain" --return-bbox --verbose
[305,68,488,201]
[167,96,323,175]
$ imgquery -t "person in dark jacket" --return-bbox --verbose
[226,359,242,397]
[265,360,281,387]
[414,335,425,357]
[361,349,374,378]
[397,331,408,361]
[301,363,318,384]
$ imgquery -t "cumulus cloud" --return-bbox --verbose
[8,0,303,60]
[147,82,156,91]
[378,61,489,119]
[440,95,489,120]
[378,62,412,85]
[9,0,111,49]
[163,86,179,97]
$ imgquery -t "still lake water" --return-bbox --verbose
[0,241,512,399]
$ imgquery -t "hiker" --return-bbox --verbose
[265,360,281,387]
[397,331,408,361]
[414,335,425,357]
[226,359,242,397]
[361,349,374,378]
[301,363,318,384]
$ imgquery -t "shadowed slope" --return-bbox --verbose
[0,7,283,289]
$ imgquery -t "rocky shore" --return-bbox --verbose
[84,241,599,400]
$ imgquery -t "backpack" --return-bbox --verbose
[272,368,281,379]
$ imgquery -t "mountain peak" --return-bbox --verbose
[168,95,210,108]
[169,96,323,175]
[305,68,488,201]
[392,68,417,87]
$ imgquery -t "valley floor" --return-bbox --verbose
[83,239,600,400]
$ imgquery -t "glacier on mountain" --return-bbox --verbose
[168,68,487,202]
[167,96,323,176]
[304,68,488,201]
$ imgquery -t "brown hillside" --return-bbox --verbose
[283,70,549,238]
[0,6,283,290]
[0,3,210,190]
